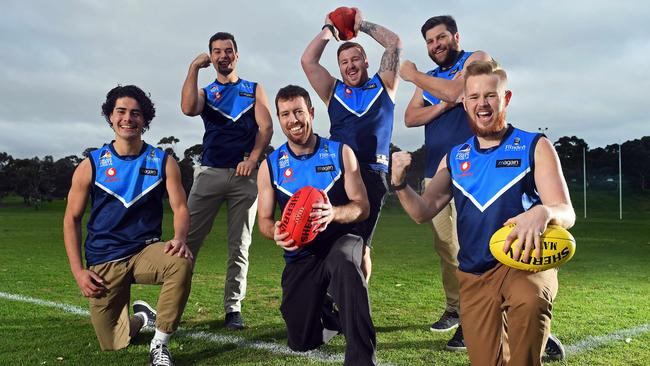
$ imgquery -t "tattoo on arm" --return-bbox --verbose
[379,47,401,73]
[359,20,377,34]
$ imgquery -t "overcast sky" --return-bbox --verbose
[1,0,648,159]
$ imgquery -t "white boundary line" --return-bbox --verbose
[0,291,396,365]
[4,291,647,362]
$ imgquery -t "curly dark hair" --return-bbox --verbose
[101,85,156,132]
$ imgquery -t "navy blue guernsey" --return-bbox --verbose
[267,136,353,263]
[328,73,394,172]
[85,143,167,266]
[200,78,258,168]
[448,126,542,274]
[423,51,474,177]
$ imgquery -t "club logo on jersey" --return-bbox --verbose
[239,91,254,98]
[106,167,117,177]
[139,168,159,176]
[460,161,471,172]
[496,159,521,168]
[514,137,521,145]
[344,87,352,95]
[279,151,290,168]
[316,164,335,173]
[98,150,113,167]
[283,168,293,178]
[146,149,160,163]
[100,150,112,159]
[456,144,471,160]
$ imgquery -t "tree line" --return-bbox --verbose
[1,135,648,207]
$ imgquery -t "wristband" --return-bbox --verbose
[322,24,336,36]
[390,180,408,191]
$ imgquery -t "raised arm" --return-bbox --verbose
[400,51,491,103]
[236,83,274,177]
[503,137,576,262]
[391,151,453,223]
[163,157,192,260]
[63,159,106,298]
[404,87,456,127]
[356,9,402,98]
[181,53,210,116]
[301,17,338,105]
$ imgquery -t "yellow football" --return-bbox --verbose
[489,224,576,272]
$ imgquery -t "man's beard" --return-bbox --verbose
[470,110,508,138]
[430,46,460,68]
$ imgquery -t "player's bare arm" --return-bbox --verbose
[404,87,455,127]
[301,18,338,105]
[358,17,402,97]
[400,51,491,103]
[63,159,106,298]
[236,84,273,177]
[392,151,453,223]
[256,162,298,251]
[311,144,369,231]
[503,137,576,262]
[181,53,209,116]
[163,157,192,260]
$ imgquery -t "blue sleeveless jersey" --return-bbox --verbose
[85,143,167,266]
[423,51,474,177]
[448,126,542,273]
[200,78,258,168]
[328,73,394,172]
[266,136,353,263]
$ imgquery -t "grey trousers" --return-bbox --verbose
[187,166,258,313]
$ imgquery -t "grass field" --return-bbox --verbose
[1,189,649,365]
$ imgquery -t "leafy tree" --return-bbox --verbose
[82,147,98,158]
[621,137,650,190]
[0,152,14,200]
[183,144,203,167]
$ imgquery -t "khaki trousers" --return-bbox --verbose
[458,264,558,366]
[88,242,193,350]
[424,178,460,313]
[186,166,258,313]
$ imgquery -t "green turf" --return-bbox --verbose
[0,189,648,365]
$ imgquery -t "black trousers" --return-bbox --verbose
[280,234,377,366]
[354,169,388,247]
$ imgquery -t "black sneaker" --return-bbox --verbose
[542,334,566,362]
[445,326,466,352]
[430,310,460,332]
[225,311,245,330]
[149,342,173,366]
[133,300,157,329]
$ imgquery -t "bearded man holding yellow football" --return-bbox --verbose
[391,59,575,366]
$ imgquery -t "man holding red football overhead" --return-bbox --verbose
[391,60,575,366]
[301,7,401,282]
[257,85,377,366]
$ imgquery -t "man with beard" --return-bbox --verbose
[391,60,575,366]
[399,15,490,350]
[301,8,401,283]
[257,85,376,366]
[181,32,273,330]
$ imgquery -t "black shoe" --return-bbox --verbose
[149,342,173,366]
[445,326,466,352]
[133,300,157,329]
[542,334,566,362]
[225,311,245,330]
[430,310,460,332]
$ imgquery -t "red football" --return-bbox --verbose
[328,7,357,41]
[279,186,326,247]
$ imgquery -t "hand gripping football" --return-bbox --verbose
[328,7,357,41]
[489,224,576,272]
[279,186,327,247]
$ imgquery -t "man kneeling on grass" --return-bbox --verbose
[63,85,193,366]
